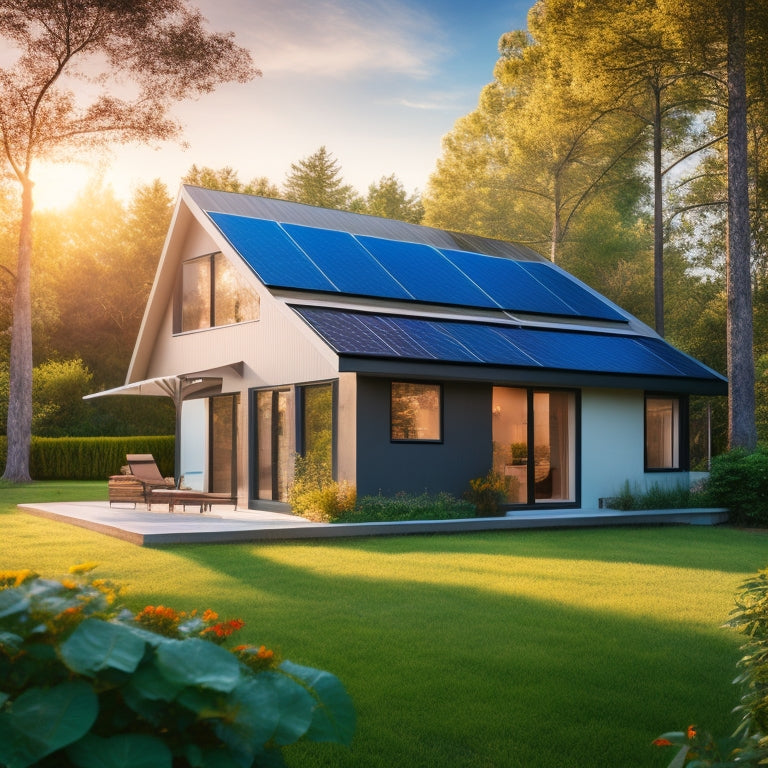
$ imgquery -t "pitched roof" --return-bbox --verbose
[183,185,727,395]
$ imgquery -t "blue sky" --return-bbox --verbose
[36,0,533,209]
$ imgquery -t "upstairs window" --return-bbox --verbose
[177,252,259,333]
[645,395,688,470]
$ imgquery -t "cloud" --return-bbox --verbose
[230,0,447,79]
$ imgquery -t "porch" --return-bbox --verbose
[17,500,729,547]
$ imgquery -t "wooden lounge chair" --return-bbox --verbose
[124,453,175,502]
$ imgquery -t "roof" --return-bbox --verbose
[182,186,727,396]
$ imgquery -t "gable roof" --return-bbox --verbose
[181,185,727,396]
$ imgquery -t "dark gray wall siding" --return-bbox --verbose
[354,377,492,497]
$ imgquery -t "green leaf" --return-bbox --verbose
[0,680,97,768]
[60,619,147,676]
[155,638,241,692]
[259,671,314,746]
[0,588,29,620]
[67,733,172,768]
[125,659,186,702]
[279,661,355,745]
[211,677,280,757]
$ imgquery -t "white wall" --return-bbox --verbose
[580,388,695,508]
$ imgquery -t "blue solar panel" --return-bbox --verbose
[440,248,576,317]
[281,224,413,300]
[517,262,627,322]
[356,236,499,309]
[292,307,724,383]
[208,213,336,292]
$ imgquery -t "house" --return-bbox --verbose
[96,185,727,512]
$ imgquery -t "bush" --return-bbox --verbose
[653,568,768,767]
[605,480,707,511]
[464,470,508,516]
[0,565,354,768]
[705,446,768,526]
[288,451,356,522]
[332,491,474,523]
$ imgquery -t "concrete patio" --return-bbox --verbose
[17,500,730,547]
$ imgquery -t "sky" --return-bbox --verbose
[33,0,533,211]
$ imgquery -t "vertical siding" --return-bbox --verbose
[355,377,491,498]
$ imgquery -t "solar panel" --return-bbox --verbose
[292,307,723,383]
[355,236,499,309]
[281,224,413,300]
[208,213,336,292]
[517,261,627,322]
[440,248,576,317]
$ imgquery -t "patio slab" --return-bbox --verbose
[17,500,730,547]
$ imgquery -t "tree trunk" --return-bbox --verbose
[653,82,665,338]
[2,179,34,482]
[726,0,757,450]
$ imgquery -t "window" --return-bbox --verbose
[391,382,442,442]
[177,252,259,332]
[645,395,687,470]
[255,389,292,502]
[492,387,577,505]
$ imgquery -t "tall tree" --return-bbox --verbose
[282,146,360,210]
[0,0,257,482]
[182,165,280,198]
[363,174,423,223]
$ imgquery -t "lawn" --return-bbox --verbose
[2,481,767,768]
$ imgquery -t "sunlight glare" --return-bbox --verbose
[31,161,95,211]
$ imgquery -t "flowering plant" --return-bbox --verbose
[0,565,354,768]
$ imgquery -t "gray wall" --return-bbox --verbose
[354,377,492,498]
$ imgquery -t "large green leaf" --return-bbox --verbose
[259,671,314,746]
[279,661,355,745]
[60,619,147,676]
[155,638,241,692]
[67,733,172,768]
[0,588,29,620]
[125,659,186,702]
[211,677,280,758]
[0,680,98,768]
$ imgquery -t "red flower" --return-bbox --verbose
[687,725,697,740]
[653,738,673,747]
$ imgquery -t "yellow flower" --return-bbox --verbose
[0,569,36,588]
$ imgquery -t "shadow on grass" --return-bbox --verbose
[138,540,755,768]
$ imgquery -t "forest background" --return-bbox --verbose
[1,0,766,458]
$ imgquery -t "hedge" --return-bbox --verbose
[0,436,174,480]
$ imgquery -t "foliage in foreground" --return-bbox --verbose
[654,569,768,767]
[0,566,354,768]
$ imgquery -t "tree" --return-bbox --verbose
[0,1,257,481]
[363,174,423,223]
[182,165,280,198]
[282,146,360,210]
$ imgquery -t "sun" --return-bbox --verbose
[31,160,95,211]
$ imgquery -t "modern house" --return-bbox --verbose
[91,185,727,513]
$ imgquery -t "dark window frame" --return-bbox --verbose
[390,380,443,443]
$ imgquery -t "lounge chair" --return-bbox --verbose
[125,453,176,500]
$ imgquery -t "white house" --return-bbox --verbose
[96,185,727,512]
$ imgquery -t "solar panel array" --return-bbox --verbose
[292,306,722,382]
[207,212,627,322]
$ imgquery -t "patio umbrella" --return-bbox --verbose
[83,364,242,486]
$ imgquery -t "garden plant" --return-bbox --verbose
[0,564,354,768]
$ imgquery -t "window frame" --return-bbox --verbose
[644,393,689,472]
[390,381,443,443]
[175,251,259,334]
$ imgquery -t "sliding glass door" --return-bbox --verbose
[492,387,577,505]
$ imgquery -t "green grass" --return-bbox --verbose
[2,481,768,768]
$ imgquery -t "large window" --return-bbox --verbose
[255,389,292,502]
[178,252,259,333]
[492,387,577,505]
[645,395,687,470]
[391,382,442,442]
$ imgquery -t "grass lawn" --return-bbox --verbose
[2,481,767,768]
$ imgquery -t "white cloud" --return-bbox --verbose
[218,0,447,79]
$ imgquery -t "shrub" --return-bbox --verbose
[465,470,508,516]
[653,568,768,767]
[332,491,474,523]
[705,446,768,526]
[605,480,706,511]
[288,451,356,522]
[0,565,355,768]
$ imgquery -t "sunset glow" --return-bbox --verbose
[31,161,94,211]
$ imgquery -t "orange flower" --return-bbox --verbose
[652,738,673,747]
[257,645,274,660]
[202,609,218,622]
[687,726,697,740]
